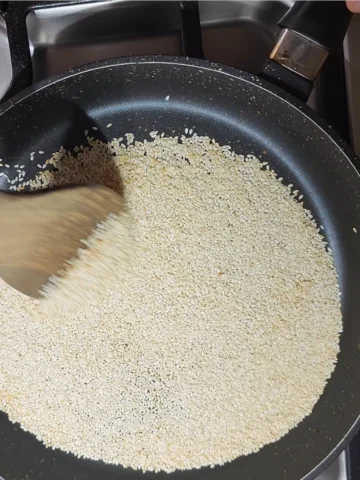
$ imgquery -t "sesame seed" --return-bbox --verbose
[107,123,112,128]
[353,227,357,233]
[4,132,341,474]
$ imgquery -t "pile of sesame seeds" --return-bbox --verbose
[0,132,342,473]
[39,211,134,313]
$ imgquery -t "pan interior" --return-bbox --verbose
[0,59,360,480]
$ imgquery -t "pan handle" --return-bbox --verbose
[259,1,353,102]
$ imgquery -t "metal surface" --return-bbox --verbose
[270,29,329,81]
[26,0,183,81]
[317,453,347,480]
[0,16,11,99]
[0,55,360,480]
[199,0,291,72]
[24,0,292,79]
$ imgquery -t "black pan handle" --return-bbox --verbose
[278,1,352,54]
[259,1,353,102]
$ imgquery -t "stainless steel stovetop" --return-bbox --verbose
[0,2,359,479]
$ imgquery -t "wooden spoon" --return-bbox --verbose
[0,185,124,298]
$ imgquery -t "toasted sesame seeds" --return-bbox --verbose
[1,133,341,474]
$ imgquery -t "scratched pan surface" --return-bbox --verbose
[0,56,360,480]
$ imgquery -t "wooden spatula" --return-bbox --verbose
[0,185,125,298]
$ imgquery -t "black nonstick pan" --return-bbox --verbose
[0,2,359,480]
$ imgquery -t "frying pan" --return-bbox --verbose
[0,1,359,480]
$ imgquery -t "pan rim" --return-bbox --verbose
[0,54,359,480]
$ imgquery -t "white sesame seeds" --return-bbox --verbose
[39,151,44,154]
[107,123,112,128]
[353,227,357,233]
[165,95,170,101]
[125,133,134,145]
[92,126,98,131]
[1,133,341,474]
[4,164,9,168]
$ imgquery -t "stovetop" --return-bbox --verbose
[0,2,359,480]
